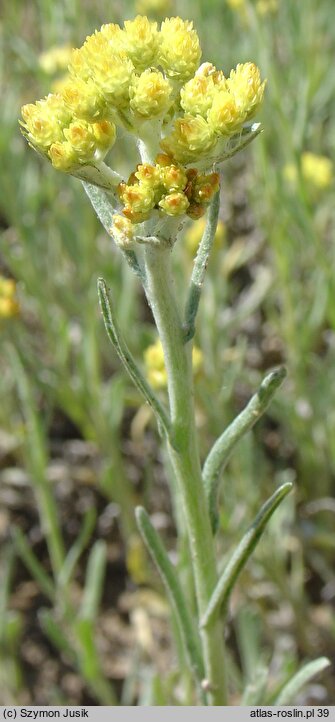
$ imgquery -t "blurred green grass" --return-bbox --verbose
[1,0,335,705]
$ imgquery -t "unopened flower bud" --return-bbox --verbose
[158,191,189,216]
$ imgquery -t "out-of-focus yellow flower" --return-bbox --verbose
[255,0,278,16]
[0,277,20,318]
[283,152,333,192]
[184,217,226,255]
[39,45,73,74]
[135,0,173,16]
[301,152,333,189]
[227,0,246,8]
[144,338,203,389]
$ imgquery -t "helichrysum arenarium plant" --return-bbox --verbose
[20,14,329,705]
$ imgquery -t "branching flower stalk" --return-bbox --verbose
[19,14,314,705]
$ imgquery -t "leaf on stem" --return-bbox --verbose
[201,481,293,629]
[273,657,331,705]
[203,366,287,532]
[135,506,206,690]
[98,278,171,435]
[183,191,220,343]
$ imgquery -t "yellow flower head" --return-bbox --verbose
[118,179,156,221]
[159,18,201,82]
[82,52,135,110]
[123,16,159,72]
[159,163,188,193]
[207,91,243,135]
[161,115,216,164]
[92,120,117,149]
[192,172,220,204]
[21,94,71,152]
[130,70,172,118]
[61,77,107,121]
[144,338,203,389]
[180,68,226,118]
[158,191,190,216]
[48,141,79,171]
[227,62,266,120]
[64,120,96,159]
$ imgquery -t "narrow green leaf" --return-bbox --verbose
[203,366,287,532]
[39,609,75,661]
[58,507,97,591]
[201,482,293,628]
[80,540,107,621]
[11,528,55,600]
[183,191,220,343]
[0,545,16,641]
[9,347,65,575]
[98,278,171,435]
[135,506,205,689]
[274,658,331,705]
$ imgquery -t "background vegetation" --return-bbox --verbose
[0,0,334,705]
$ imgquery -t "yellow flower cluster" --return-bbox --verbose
[21,16,264,178]
[21,93,116,172]
[117,154,220,223]
[144,338,203,389]
[184,217,226,255]
[0,277,19,319]
[284,152,333,192]
[161,61,265,164]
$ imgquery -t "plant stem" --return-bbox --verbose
[143,244,227,705]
